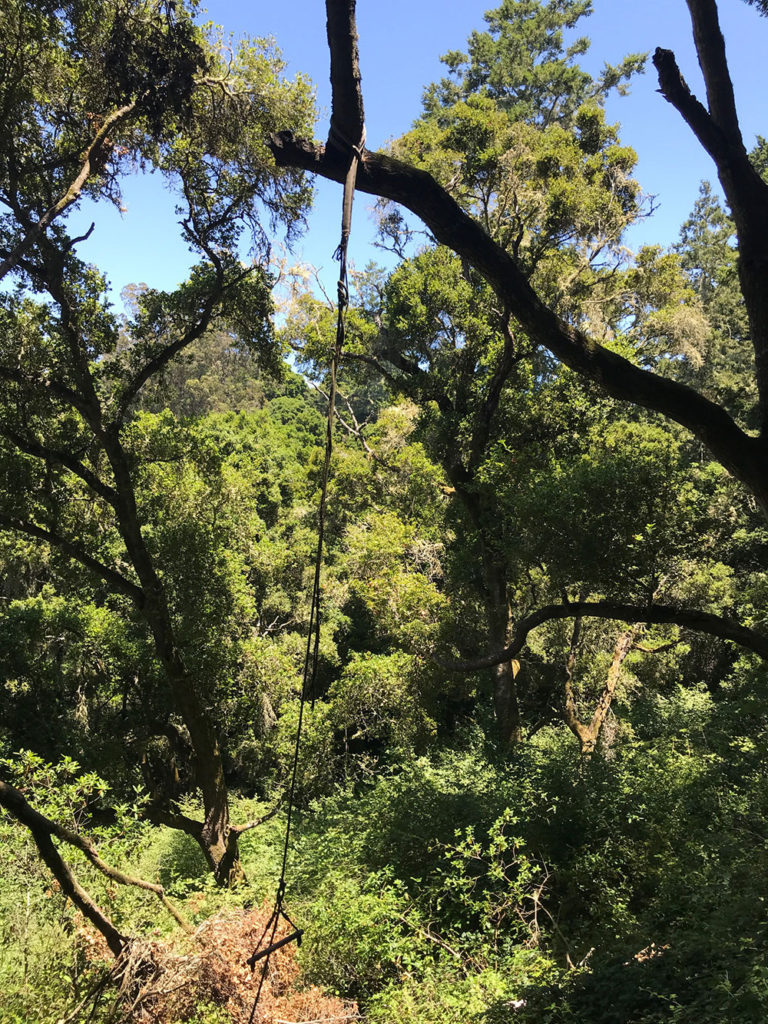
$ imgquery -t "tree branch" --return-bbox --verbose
[0,512,144,605]
[312,382,392,468]
[0,780,126,956]
[686,0,741,142]
[229,799,283,837]
[114,269,255,425]
[653,4,768,432]
[0,780,191,936]
[1,427,117,506]
[325,0,365,155]
[585,623,641,750]
[651,47,731,166]
[468,314,522,472]
[0,365,95,421]
[437,600,768,671]
[271,0,768,510]
[268,133,768,506]
[59,828,193,934]
[0,100,139,283]
[143,804,204,839]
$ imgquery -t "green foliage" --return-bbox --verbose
[424,0,644,126]
[2,1,768,1022]
[0,821,84,1024]
[284,679,768,1020]
[675,181,757,428]
[368,958,551,1024]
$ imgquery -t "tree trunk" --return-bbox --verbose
[491,659,523,745]
[102,432,241,884]
[485,579,523,745]
[562,623,640,759]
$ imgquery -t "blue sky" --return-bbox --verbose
[68,0,767,302]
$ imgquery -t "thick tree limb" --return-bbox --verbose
[686,0,741,143]
[1,427,117,506]
[0,365,95,421]
[229,799,283,837]
[0,780,126,956]
[0,512,144,604]
[144,804,204,839]
[271,0,768,509]
[269,134,768,506]
[653,3,768,432]
[438,600,768,671]
[0,780,191,937]
[325,0,365,154]
[651,47,731,166]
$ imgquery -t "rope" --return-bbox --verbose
[246,126,365,1022]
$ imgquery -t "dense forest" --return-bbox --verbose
[2,0,768,1021]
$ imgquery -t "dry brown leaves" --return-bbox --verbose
[85,905,358,1024]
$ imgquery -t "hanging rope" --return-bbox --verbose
[246,127,365,1022]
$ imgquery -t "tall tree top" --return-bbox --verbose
[421,0,645,126]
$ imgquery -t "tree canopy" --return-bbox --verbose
[2,1,768,1022]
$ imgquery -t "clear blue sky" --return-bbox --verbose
[69,0,767,301]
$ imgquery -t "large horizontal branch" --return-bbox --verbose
[143,803,204,840]
[438,600,768,672]
[2,427,117,506]
[276,0,768,506]
[269,133,768,507]
[0,512,144,605]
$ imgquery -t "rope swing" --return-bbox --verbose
[246,126,365,1022]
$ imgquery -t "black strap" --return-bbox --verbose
[246,126,365,1021]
